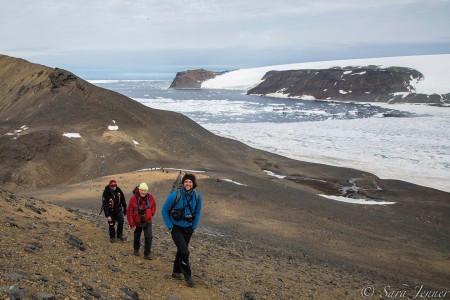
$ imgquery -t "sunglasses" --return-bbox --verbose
[110,185,117,187]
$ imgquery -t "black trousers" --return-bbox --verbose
[171,225,194,279]
[108,211,124,239]
[133,223,153,255]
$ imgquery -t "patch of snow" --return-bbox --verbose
[318,194,396,205]
[263,170,287,179]
[63,133,81,138]
[5,125,29,136]
[222,179,247,186]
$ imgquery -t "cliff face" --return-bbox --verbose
[246,67,449,104]
[169,69,226,89]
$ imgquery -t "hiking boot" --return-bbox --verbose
[110,238,116,243]
[171,273,183,280]
[133,250,139,256]
[186,276,196,287]
[144,254,152,260]
[118,237,125,242]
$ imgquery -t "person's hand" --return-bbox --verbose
[106,216,112,222]
[131,227,136,232]
[168,228,172,234]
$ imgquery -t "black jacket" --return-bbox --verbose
[102,185,127,218]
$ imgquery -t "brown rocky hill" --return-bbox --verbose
[0,55,271,189]
[1,55,449,299]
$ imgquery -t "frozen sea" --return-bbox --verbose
[91,79,450,193]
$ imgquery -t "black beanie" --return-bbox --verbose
[182,173,197,188]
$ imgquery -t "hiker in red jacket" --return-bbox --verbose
[126,182,156,260]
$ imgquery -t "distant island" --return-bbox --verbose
[170,54,450,105]
[169,69,227,89]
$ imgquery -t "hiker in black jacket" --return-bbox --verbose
[102,179,127,242]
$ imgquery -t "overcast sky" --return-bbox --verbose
[1,0,449,79]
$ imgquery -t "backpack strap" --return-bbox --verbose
[169,189,182,212]
[137,195,151,213]
[170,189,199,216]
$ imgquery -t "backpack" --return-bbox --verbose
[99,187,119,215]
[170,171,199,216]
[132,185,139,196]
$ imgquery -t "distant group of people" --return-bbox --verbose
[101,173,202,287]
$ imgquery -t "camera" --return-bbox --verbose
[184,215,193,222]
[140,212,146,224]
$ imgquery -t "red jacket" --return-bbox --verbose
[126,193,156,228]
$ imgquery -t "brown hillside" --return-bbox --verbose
[0,55,274,189]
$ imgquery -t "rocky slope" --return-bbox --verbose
[0,186,225,300]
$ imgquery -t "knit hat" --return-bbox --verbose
[138,182,148,191]
[182,173,197,188]
[109,180,117,186]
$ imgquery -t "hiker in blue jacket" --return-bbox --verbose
[161,173,202,287]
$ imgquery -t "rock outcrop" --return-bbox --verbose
[169,69,226,89]
[246,66,449,104]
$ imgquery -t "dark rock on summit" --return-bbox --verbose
[169,69,226,89]
[246,66,449,104]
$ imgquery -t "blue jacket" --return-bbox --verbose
[162,188,202,231]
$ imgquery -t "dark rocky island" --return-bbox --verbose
[169,69,226,89]
[247,66,449,104]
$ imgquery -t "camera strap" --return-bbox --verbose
[170,189,198,218]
